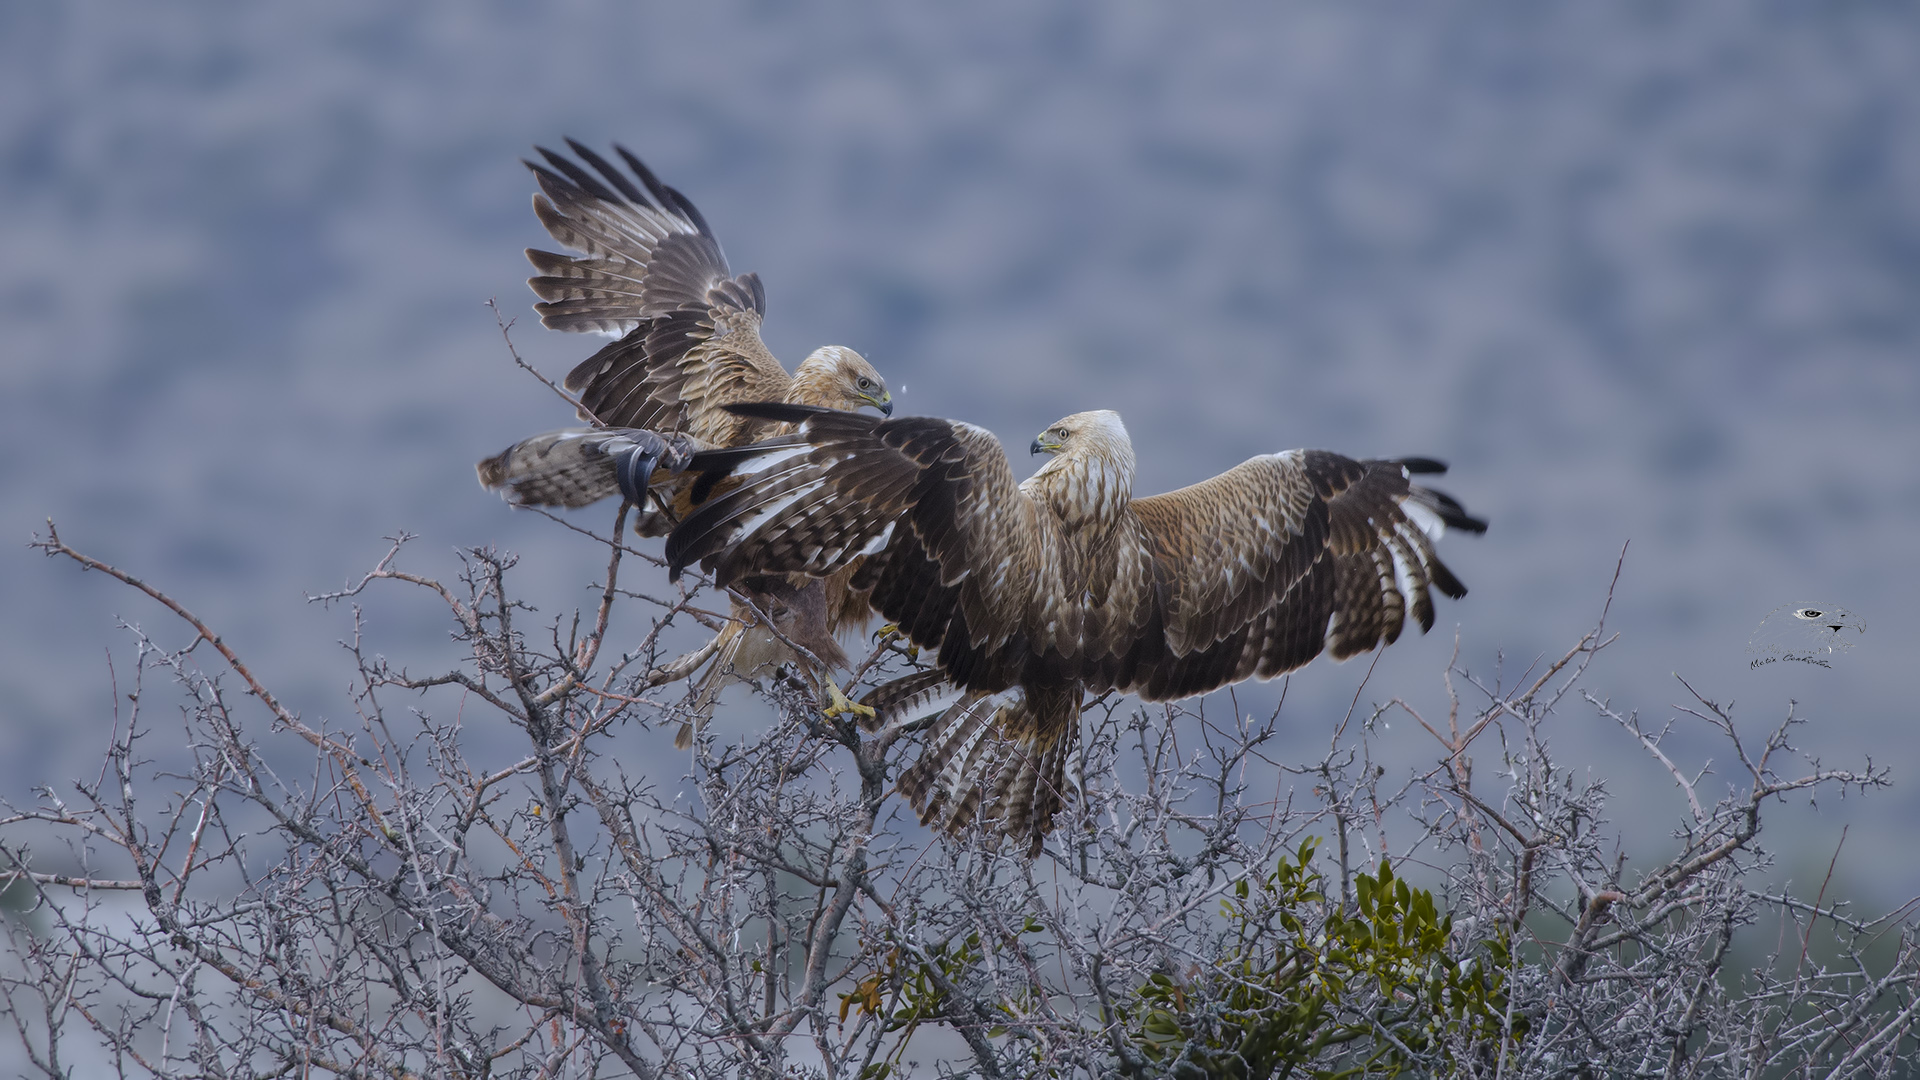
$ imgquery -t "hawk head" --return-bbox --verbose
[1026,410,1135,529]
[792,346,893,416]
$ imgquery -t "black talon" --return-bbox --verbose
[610,431,695,506]
[613,440,662,505]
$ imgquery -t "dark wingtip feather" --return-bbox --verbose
[664,184,713,238]
[614,145,715,237]
[688,468,724,506]
[564,138,651,206]
[664,493,739,582]
[535,144,622,205]
[523,160,574,201]
[682,437,800,473]
[1429,557,1469,601]
[613,145,668,198]
[1421,487,1489,534]
[1395,457,1450,475]
[663,527,696,582]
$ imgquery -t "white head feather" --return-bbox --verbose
[1024,410,1135,530]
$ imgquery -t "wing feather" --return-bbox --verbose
[520,144,794,438]
[1128,450,1346,657]
[523,143,731,331]
[668,404,1050,692]
[1117,454,1479,698]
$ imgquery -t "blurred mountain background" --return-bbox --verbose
[4,2,1918,909]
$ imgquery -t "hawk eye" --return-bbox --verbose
[1796,609,1823,619]
[857,377,871,390]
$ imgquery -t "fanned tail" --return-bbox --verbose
[895,686,1084,857]
[987,729,1082,859]
[897,692,1003,830]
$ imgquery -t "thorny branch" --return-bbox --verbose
[7,523,1920,1078]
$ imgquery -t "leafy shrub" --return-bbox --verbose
[1129,840,1512,1078]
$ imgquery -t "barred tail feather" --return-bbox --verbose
[896,686,1084,856]
[989,730,1078,858]
[859,670,963,734]
[476,429,621,509]
[897,693,1004,832]
[478,428,699,513]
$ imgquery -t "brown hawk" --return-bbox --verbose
[477,143,892,740]
[663,403,1486,854]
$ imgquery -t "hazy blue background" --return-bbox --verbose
[5,2,1919,907]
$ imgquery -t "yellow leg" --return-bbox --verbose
[822,680,877,721]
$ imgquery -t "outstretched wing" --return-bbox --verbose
[666,405,1483,856]
[668,405,1484,700]
[666,404,1062,693]
[1118,455,1485,701]
[523,141,791,441]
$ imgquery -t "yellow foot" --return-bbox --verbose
[822,680,877,721]
[872,622,919,661]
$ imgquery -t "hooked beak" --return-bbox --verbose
[878,394,894,417]
[1030,438,1045,456]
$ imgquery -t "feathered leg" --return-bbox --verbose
[645,630,727,689]
[671,620,744,750]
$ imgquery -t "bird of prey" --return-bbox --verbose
[477,140,894,526]
[474,142,894,739]
[662,403,1486,855]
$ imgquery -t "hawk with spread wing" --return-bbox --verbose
[663,403,1486,854]
[476,143,894,739]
